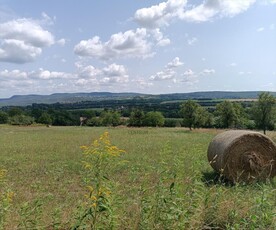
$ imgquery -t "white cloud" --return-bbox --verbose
[0,18,54,47]
[56,38,66,46]
[74,28,153,60]
[102,63,129,83]
[0,69,28,80]
[0,68,74,81]
[150,56,183,81]
[257,27,265,32]
[0,63,130,96]
[77,64,101,79]
[261,0,276,4]
[29,68,74,80]
[183,69,195,76]
[166,57,183,68]
[76,63,129,85]
[150,69,176,80]
[270,24,275,30]
[152,29,171,46]
[132,78,153,89]
[0,17,55,63]
[181,68,215,84]
[187,37,198,45]
[238,71,252,75]
[134,0,187,28]
[230,62,237,67]
[41,12,55,25]
[201,68,215,75]
[0,39,42,63]
[181,69,198,85]
[181,0,256,22]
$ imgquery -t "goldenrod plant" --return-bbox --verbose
[74,132,125,229]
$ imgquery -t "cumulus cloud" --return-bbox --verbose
[29,68,74,80]
[134,0,255,27]
[75,63,129,85]
[56,38,66,46]
[150,69,176,80]
[0,17,55,63]
[166,57,184,68]
[134,0,187,28]
[0,69,28,80]
[152,29,171,46]
[181,0,256,22]
[101,63,129,83]
[183,69,195,76]
[150,57,183,81]
[0,39,42,63]
[0,63,130,96]
[0,68,74,82]
[76,64,101,79]
[74,28,153,60]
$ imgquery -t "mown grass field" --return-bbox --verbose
[0,125,275,229]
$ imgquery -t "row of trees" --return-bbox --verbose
[0,92,275,133]
[180,92,276,134]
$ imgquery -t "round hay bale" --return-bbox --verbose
[207,130,276,183]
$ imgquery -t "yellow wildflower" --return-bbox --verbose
[90,195,97,201]
[6,191,14,202]
[87,186,94,192]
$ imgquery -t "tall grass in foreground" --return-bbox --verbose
[0,126,275,229]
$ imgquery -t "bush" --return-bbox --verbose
[86,117,102,127]
[164,118,182,127]
[9,115,34,126]
[143,111,165,127]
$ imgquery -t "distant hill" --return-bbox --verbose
[0,91,275,107]
[0,92,144,107]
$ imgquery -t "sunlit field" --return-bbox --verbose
[0,125,275,229]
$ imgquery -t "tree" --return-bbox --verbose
[37,112,52,125]
[215,101,245,128]
[180,100,213,129]
[194,106,214,128]
[0,111,8,124]
[8,107,23,117]
[143,111,165,127]
[128,109,145,127]
[100,111,121,127]
[253,92,276,134]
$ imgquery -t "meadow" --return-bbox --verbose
[0,125,275,229]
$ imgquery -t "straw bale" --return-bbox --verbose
[207,130,276,183]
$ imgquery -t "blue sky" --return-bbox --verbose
[0,0,275,98]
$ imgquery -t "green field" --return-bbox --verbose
[0,126,275,229]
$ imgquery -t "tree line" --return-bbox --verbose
[0,92,275,134]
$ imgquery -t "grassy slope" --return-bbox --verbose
[0,126,275,229]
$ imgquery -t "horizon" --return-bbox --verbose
[1,90,274,101]
[0,1,276,98]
